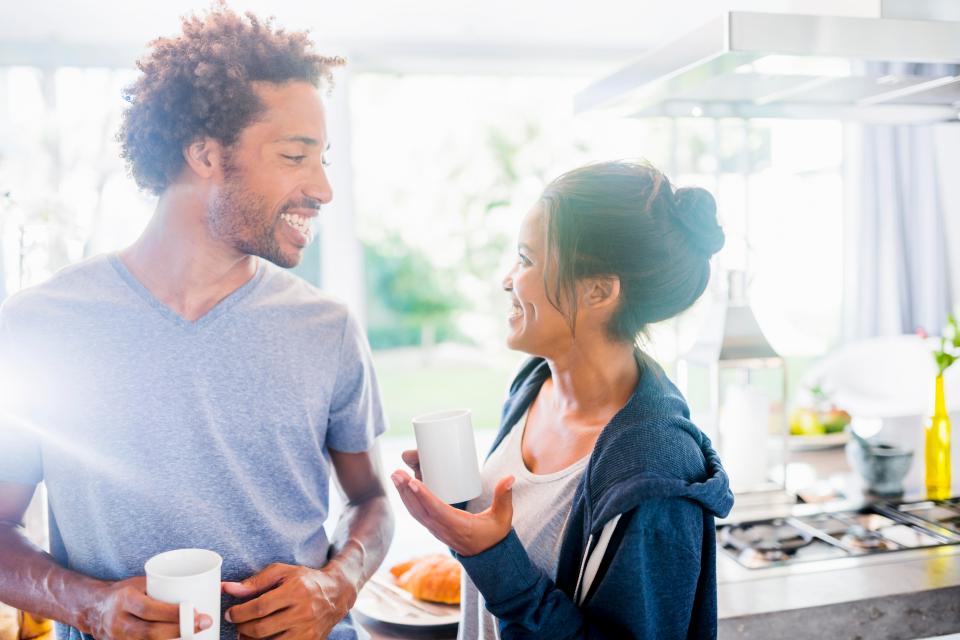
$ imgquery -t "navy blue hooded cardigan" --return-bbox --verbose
[454,355,735,639]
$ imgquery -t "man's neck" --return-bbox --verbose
[119,189,259,322]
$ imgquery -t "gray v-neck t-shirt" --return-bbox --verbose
[459,412,589,640]
[0,253,387,639]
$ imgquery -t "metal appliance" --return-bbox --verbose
[718,497,960,569]
[576,0,960,123]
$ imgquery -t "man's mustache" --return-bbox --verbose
[282,198,322,212]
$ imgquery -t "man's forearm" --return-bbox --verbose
[0,523,106,633]
[325,493,393,595]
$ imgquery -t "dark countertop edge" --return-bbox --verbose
[718,584,960,640]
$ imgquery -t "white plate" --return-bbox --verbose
[788,431,849,451]
[354,575,459,628]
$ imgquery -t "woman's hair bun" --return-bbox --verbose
[671,187,725,256]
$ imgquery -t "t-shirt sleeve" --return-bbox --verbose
[0,297,43,485]
[325,311,388,452]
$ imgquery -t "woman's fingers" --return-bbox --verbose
[392,472,442,532]
[394,473,452,522]
[400,449,423,480]
[391,471,475,552]
[404,478,475,546]
[489,476,515,526]
[407,478,454,515]
[392,473,516,557]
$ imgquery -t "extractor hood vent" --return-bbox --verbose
[576,6,960,124]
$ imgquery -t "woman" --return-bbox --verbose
[391,160,734,639]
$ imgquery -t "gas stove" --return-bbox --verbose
[718,498,960,569]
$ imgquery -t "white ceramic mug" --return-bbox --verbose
[412,408,482,504]
[145,548,222,640]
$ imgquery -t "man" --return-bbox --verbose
[0,8,393,640]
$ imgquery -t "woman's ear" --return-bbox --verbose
[582,276,621,310]
[182,137,225,180]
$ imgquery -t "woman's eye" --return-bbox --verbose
[282,154,307,163]
[518,254,532,267]
[321,155,332,167]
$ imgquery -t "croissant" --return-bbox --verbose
[390,554,461,605]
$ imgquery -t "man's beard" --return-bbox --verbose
[207,165,299,269]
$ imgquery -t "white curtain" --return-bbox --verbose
[843,63,960,341]
[0,240,6,303]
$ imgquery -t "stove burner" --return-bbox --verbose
[721,520,814,561]
[719,499,960,569]
[896,501,960,534]
[839,525,892,551]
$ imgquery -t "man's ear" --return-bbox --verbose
[182,137,225,180]
[582,276,621,310]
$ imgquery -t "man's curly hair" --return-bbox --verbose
[118,6,344,195]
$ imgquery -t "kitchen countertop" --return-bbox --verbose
[718,445,960,639]
[717,511,960,639]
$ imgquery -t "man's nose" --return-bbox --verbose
[305,165,333,204]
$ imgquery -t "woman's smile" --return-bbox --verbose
[508,299,524,322]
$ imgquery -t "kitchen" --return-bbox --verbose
[1,1,959,639]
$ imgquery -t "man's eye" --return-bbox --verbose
[282,154,306,163]
[321,155,332,167]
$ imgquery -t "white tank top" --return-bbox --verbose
[458,412,590,640]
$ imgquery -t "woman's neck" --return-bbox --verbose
[542,338,639,418]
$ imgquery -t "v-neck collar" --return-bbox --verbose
[108,252,266,331]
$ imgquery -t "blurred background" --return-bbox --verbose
[4,0,960,579]
[0,0,871,437]
[6,1,960,637]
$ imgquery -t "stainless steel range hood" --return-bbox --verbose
[576,2,960,123]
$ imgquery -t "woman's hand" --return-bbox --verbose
[390,469,515,557]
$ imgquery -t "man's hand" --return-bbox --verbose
[2,483,214,639]
[223,563,357,640]
[87,576,211,640]
[391,470,514,557]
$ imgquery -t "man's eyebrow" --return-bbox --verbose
[274,135,323,146]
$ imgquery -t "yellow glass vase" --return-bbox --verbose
[926,374,952,500]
